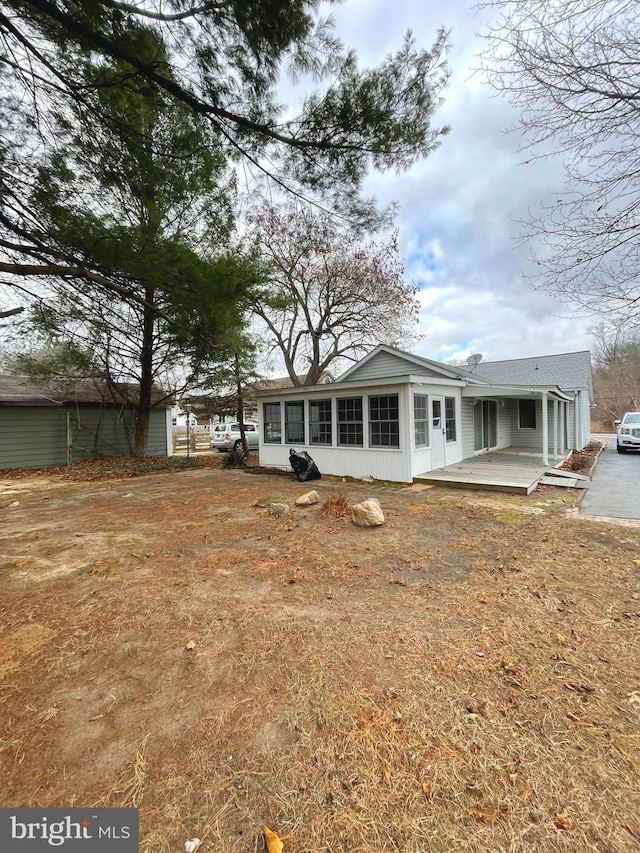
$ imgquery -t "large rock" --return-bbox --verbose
[267,502,290,516]
[351,497,385,527]
[254,493,283,507]
[295,490,320,507]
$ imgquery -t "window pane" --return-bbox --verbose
[519,399,536,429]
[432,399,441,428]
[285,400,305,443]
[414,394,428,447]
[309,399,332,445]
[263,403,281,443]
[369,394,399,448]
[337,397,363,446]
[445,396,456,442]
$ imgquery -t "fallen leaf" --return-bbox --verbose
[627,691,640,706]
[383,762,391,784]
[468,807,494,824]
[615,743,629,756]
[556,633,568,646]
[508,773,518,784]
[421,780,432,798]
[263,825,284,853]
[555,809,573,830]
[185,641,196,650]
[479,597,489,604]
[631,593,640,600]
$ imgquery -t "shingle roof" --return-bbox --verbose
[472,351,592,393]
[249,374,307,391]
[0,375,173,406]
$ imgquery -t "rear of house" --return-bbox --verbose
[256,346,593,484]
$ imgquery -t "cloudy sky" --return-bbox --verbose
[326,0,595,363]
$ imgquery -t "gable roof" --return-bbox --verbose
[336,344,480,383]
[472,351,593,400]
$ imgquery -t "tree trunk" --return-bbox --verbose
[235,354,249,455]
[132,288,155,456]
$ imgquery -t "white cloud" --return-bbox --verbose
[329,0,594,361]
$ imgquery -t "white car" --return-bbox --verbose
[210,421,259,452]
[615,411,640,453]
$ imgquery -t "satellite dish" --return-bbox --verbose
[466,353,483,366]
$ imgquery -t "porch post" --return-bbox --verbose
[541,391,549,466]
[560,403,565,453]
[553,399,558,459]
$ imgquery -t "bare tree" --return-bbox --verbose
[590,319,640,428]
[480,0,640,321]
[249,207,420,385]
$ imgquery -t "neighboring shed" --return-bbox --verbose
[0,376,173,469]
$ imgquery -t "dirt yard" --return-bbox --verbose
[1,463,639,852]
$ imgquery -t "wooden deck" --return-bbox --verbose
[414,449,568,495]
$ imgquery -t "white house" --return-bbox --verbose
[255,345,593,484]
[170,407,199,428]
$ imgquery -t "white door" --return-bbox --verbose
[431,396,445,468]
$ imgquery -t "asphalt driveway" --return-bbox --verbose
[580,433,640,520]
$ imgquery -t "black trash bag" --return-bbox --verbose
[289,448,321,482]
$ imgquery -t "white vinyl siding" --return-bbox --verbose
[259,384,413,483]
[511,399,545,453]
[343,351,444,382]
[460,398,475,458]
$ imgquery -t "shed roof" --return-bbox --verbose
[0,375,173,407]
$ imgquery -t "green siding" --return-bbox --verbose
[146,409,168,455]
[0,407,68,469]
[1,404,169,469]
[68,406,134,460]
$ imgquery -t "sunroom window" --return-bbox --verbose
[369,394,399,448]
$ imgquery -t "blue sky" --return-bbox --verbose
[327,0,595,362]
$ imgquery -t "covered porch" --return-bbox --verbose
[415,448,569,495]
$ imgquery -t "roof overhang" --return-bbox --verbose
[462,384,574,402]
[255,374,468,398]
[0,398,63,407]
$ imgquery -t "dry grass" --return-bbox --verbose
[1,466,639,851]
[321,493,352,518]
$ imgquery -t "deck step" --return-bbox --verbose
[539,475,588,489]
[547,467,590,481]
